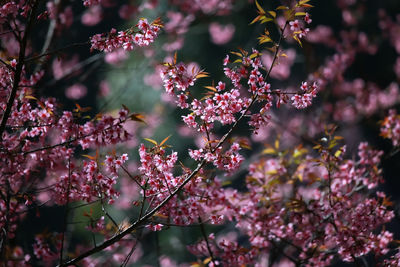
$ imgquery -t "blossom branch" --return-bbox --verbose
[58,19,289,267]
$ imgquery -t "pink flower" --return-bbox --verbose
[304,12,312,24]
[289,20,300,31]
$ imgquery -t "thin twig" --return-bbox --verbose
[121,165,144,190]
[25,41,90,63]
[139,179,148,219]
[100,197,119,230]
[34,0,61,73]
[44,53,104,88]
[0,58,14,71]
[0,29,22,37]
[120,239,139,267]
[198,217,217,266]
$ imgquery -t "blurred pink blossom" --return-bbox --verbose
[306,25,336,47]
[104,48,128,65]
[59,6,73,28]
[119,4,136,20]
[65,83,87,100]
[99,80,110,97]
[165,11,194,35]
[81,5,102,26]
[52,55,80,80]
[342,9,356,25]
[162,37,184,52]
[144,65,164,90]
[209,22,235,45]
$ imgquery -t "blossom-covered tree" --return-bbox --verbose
[0,0,400,266]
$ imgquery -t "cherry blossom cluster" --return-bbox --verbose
[138,143,180,199]
[384,249,400,266]
[160,61,198,98]
[218,140,395,265]
[0,199,22,240]
[187,233,256,266]
[0,64,135,251]
[289,12,312,41]
[0,1,18,21]
[191,88,246,125]
[32,234,61,262]
[161,51,259,131]
[162,50,319,135]
[189,142,244,174]
[291,81,318,109]
[53,158,120,205]
[138,143,229,225]
[90,18,162,52]
[381,109,400,147]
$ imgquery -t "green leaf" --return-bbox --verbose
[82,154,96,160]
[250,15,262,25]
[276,5,289,10]
[195,71,209,79]
[293,34,303,47]
[295,12,307,16]
[260,17,274,23]
[230,51,243,57]
[255,0,266,14]
[204,86,217,92]
[258,36,273,44]
[144,138,158,146]
[262,148,276,154]
[130,113,146,123]
[268,11,276,18]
